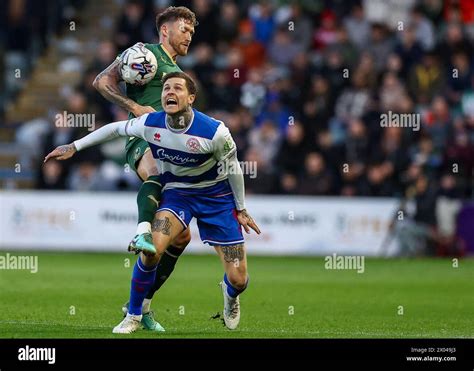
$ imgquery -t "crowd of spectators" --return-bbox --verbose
[4,1,474,226]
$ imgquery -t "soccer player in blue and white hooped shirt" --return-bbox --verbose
[45,71,261,333]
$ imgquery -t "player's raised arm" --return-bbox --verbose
[214,125,261,235]
[92,48,155,117]
[44,115,149,163]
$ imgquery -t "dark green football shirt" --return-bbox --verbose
[125,43,182,117]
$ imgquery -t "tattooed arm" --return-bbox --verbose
[93,59,155,117]
[43,115,149,163]
[43,143,77,162]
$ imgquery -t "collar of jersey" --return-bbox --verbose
[165,109,195,134]
[159,43,177,65]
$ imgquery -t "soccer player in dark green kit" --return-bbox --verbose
[92,6,197,332]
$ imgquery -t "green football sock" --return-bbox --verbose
[145,246,184,299]
[136,175,162,234]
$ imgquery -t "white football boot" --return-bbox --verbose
[220,281,240,330]
[112,313,142,334]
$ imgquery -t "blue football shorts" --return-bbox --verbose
[157,183,244,246]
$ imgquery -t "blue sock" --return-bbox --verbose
[129,258,158,315]
[223,273,248,298]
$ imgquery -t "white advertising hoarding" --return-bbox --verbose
[0,191,399,255]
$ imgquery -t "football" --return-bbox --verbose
[119,42,157,85]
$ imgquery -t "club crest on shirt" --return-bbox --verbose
[186,137,201,152]
[153,132,161,141]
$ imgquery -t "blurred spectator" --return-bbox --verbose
[276,121,307,175]
[208,68,239,111]
[331,28,358,69]
[299,152,333,195]
[344,118,370,165]
[285,3,313,50]
[444,126,474,197]
[115,0,146,51]
[188,0,218,47]
[67,162,105,191]
[249,0,275,46]
[343,4,370,50]
[397,174,438,256]
[409,51,444,104]
[436,173,463,255]
[225,47,247,87]
[319,49,347,96]
[366,23,393,71]
[244,147,276,194]
[313,9,339,50]
[302,74,333,137]
[379,72,406,112]
[278,172,298,194]
[240,68,266,115]
[422,96,452,152]
[248,118,280,173]
[410,5,435,51]
[91,40,117,72]
[409,136,442,176]
[268,26,303,66]
[217,1,240,43]
[446,51,472,105]
[235,19,266,68]
[335,70,370,122]
[394,25,424,78]
[37,160,67,190]
[189,44,214,90]
[359,162,396,197]
[437,22,472,59]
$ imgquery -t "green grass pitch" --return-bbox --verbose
[0,252,472,338]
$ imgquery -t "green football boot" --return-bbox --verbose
[128,233,156,255]
[122,301,165,332]
[141,311,165,332]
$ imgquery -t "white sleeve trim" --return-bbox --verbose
[226,154,246,210]
[73,120,128,151]
[74,114,149,151]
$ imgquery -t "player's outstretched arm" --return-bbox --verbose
[44,115,148,163]
[43,143,77,162]
[214,124,261,235]
[93,58,155,117]
[226,154,261,235]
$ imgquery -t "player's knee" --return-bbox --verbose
[172,229,191,249]
[141,252,160,266]
[151,236,168,258]
[227,273,248,291]
[138,151,159,177]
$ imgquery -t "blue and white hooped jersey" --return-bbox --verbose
[125,109,237,193]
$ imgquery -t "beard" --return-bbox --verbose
[170,35,187,56]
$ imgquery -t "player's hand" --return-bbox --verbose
[132,104,156,117]
[236,209,261,235]
[43,143,77,163]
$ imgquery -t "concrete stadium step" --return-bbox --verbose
[0,154,20,168]
[0,177,36,189]
[0,128,16,142]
